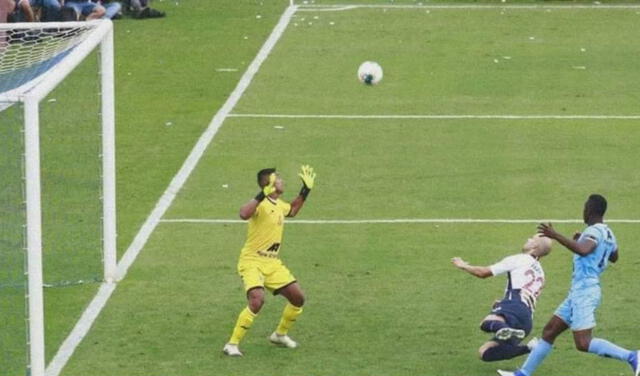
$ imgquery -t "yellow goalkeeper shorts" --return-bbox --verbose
[238,259,296,295]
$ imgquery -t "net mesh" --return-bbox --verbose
[0,23,96,97]
[0,102,28,376]
[40,53,103,287]
[0,22,104,375]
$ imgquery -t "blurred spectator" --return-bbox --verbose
[125,0,163,19]
[63,0,104,20]
[7,0,36,21]
[30,0,61,21]
[0,0,14,23]
[94,0,121,19]
[2,0,161,21]
[0,0,11,51]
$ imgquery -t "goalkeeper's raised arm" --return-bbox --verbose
[288,164,315,218]
[238,165,316,220]
[239,168,278,220]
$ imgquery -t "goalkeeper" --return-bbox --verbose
[223,165,316,357]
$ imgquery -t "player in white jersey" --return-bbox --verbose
[452,234,552,362]
[498,194,640,376]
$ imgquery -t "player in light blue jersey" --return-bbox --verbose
[498,194,639,376]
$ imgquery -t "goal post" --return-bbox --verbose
[0,20,116,376]
[24,93,46,376]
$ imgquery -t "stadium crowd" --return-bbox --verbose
[0,0,165,23]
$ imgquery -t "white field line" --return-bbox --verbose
[44,283,116,376]
[297,5,358,12]
[160,218,640,224]
[45,5,298,376]
[228,113,640,120]
[297,4,640,10]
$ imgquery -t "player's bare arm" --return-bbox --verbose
[287,195,305,218]
[609,248,619,263]
[451,257,492,278]
[537,223,596,256]
[239,199,260,220]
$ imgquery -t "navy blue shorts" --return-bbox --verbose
[490,298,533,340]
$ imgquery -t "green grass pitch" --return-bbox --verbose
[4,1,640,375]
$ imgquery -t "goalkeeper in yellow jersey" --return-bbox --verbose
[223,165,316,357]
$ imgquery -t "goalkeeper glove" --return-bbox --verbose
[298,165,315,200]
[255,173,276,201]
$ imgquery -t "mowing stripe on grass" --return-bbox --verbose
[45,5,299,376]
[229,114,640,120]
[159,218,640,224]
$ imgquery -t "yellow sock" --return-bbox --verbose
[275,303,303,335]
[228,307,256,345]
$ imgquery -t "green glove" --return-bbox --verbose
[263,172,277,195]
[298,165,315,189]
[298,165,315,199]
[255,172,276,201]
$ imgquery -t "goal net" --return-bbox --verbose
[0,21,116,376]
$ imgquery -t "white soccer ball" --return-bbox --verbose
[357,61,383,85]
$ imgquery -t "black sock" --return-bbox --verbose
[481,343,530,362]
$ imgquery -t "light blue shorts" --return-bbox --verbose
[554,285,601,331]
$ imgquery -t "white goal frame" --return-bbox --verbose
[0,20,116,376]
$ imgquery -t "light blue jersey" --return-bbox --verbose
[571,223,617,290]
[555,222,618,330]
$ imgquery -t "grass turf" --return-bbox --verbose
[3,1,640,375]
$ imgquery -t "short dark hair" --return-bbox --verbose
[257,168,276,187]
[587,194,607,216]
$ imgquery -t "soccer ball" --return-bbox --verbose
[357,61,383,85]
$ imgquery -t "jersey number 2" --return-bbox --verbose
[523,270,543,297]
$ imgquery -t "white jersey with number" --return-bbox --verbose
[490,253,545,310]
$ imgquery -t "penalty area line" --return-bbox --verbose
[160,218,640,224]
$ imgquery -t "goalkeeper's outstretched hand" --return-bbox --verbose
[263,172,277,196]
[298,165,316,189]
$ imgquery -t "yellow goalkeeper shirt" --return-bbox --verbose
[239,197,291,261]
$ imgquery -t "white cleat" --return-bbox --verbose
[269,332,298,348]
[496,370,516,376]
[496,327,526,341]
[526,337,539,351]
[222,343,243,357]
[631,350,640,376]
